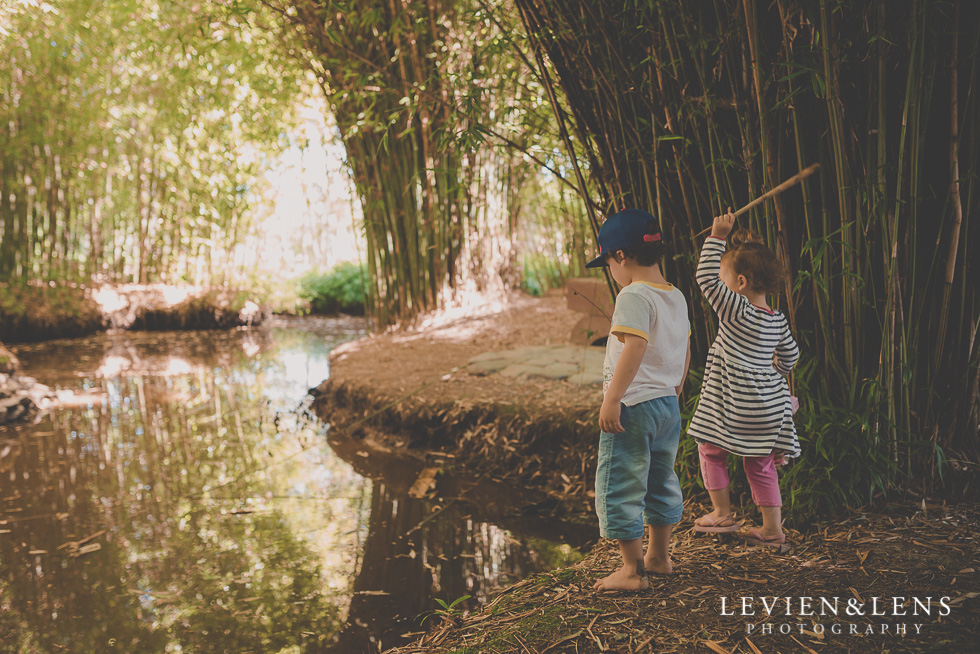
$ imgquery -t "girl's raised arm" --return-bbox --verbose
[696,237,745,322]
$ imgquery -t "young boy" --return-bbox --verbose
[585,209,691,592]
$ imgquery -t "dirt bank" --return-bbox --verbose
[0,283,266,343]
[312,293,604,514]
[386,503,980,654]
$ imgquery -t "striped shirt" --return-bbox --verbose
[687,237,801,457]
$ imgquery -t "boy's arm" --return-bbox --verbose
[599,333,646,434]
[675,337,691,398]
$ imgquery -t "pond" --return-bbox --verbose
[1,318,591,653]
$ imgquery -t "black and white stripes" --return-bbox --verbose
[688,238,801,457]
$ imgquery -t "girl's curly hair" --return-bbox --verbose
[723,229,784,295]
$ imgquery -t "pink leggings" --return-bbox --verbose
[698,442,782,507]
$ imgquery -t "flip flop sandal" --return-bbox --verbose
[739,528,786,547]
[693,514,742,533]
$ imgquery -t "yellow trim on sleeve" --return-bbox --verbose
[611,325,649,343]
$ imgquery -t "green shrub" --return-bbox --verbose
[298,262,366,315]
[0,283,103,342]
[520,253,570,297]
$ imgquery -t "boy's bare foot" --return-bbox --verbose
[593,565,650,592]
[643,553,673,575]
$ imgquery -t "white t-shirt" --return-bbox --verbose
[602,281,690,406]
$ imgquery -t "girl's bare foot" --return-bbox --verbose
[593,565,650,592]
[643,553,673,575]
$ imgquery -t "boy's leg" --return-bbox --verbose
[641,397,684,573]
[697,442,734,522]
[644,523,673,574]
[743,453,783,537]
[593,404,651,591]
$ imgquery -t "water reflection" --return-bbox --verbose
[2,319,587,653]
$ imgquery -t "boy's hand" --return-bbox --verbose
[711,207,736,239]
[599,397,624,434]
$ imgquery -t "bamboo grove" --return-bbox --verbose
[268,0,575,327]
[0,0,305,285]
[3,0,977,507]
[511,0,978,505]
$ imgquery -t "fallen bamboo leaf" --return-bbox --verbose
[408,467,440,498]
[730,575,768,584]
[949,592,979,605]
[745,636,763,654]
[540,629,584,653]
[790,635,819,654]
[848,587,864,603]
[703,640,730,654]
[635,632,656,651]
[74,543,101,557]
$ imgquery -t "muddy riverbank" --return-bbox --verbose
[0,283,266,343]
[311,294,605,517]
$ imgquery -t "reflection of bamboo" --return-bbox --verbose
[332,484,430,652]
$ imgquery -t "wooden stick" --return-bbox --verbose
[695,163,821,237]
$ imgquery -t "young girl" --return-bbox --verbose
[585,208,691,592]
[687,209,800,547]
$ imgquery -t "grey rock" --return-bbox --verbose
[566,372,604,386]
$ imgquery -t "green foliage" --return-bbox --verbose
[0,0,308,285]
[0,283,102,342]
[421,594,472,625]
[520,254,558,296]
[298,262,367,315]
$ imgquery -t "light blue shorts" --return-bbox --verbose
[594,395,684,540]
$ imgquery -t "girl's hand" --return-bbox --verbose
[599,397,625,434]
[773,450,788,467]
[711,208,736,239]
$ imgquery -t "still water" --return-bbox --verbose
[1,318,589,653]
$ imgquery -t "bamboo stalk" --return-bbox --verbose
[692,163,820,236]
[933,0,963,382]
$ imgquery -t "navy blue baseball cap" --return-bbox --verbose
[585,209,663,268]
